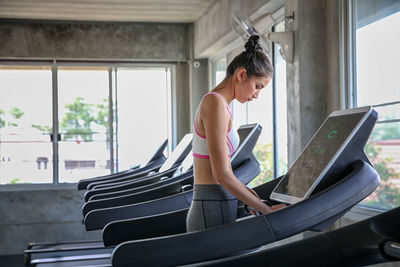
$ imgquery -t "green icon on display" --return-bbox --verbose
[327,130,337,139]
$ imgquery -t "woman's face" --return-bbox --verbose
[235,72,271,103]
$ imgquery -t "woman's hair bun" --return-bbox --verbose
[245,35,262,54]
[226,34,273,78]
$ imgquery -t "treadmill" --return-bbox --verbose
[77,139,168,190]
[82,134,192,199]
[50,106,382,267]
[30,107,379,267]
[24,123,262,266]
[194,205,400,266]
[83,124,262,230]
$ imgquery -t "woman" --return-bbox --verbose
[186,35,286,232]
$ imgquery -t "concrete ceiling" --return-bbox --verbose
[0,0,216,23]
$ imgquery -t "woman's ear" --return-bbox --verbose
[235,68,247,82]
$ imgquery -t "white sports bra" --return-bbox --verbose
[192,92,240,159]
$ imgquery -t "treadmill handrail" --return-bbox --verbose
[82,170,193,217]
[84,165,180,201]
[77,139,168,190]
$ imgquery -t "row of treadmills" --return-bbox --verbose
[24,112,400,266]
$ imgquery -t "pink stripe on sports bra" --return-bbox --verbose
[192,153,210,159]
[194,122,206,139]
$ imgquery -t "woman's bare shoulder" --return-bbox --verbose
[200,93,226,115]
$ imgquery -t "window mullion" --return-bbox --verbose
[349,0,358,107]
[272,41,278,178]
[52,61,59,184]
[339,0,357,109]
[108,67,114,174]
[114,68,119,172]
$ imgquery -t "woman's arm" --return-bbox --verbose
[201,95,284,214]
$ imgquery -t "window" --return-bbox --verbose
[351,0,400,210]
[0,66,53,184]
[0,63,173,185]
[58,67,111,182]
[115,68,170,172]
[272,21,288,178]
[213,57,227,87]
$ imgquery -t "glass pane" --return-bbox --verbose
[58,67,111,183]
[248,83,274,187]
[231,100,247,126]
[374,102,400,121]
[116,68,169,171]
[274,21,288,176]
[214,57,227,86]
[0,66,53,184]
[360,121,400,210]
[355,3,400,106]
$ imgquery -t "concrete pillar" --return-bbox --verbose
[190,59,209,122]
[326,0,342,114]
[175,62,191,142]
[186,23,209,130]
[285,0,329,166]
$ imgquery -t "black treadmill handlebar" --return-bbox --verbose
[198,205,400,267]
[77,139,168,190]
[384,241,400,260]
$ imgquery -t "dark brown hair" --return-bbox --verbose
[226,35,273,79]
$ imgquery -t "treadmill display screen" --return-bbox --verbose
[238,127,253,146]
[159,134,192,172]
[230,124,258,163]
[274,112,365,198]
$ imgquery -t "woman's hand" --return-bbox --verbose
[245,187,287,215]
[269,203,287,211]
[261,203,287,215]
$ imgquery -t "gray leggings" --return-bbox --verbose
[186,184,238,232]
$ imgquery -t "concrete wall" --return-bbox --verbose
[0,21,187,60]
[0,187,100,256]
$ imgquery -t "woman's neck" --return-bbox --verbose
[212,77,234,105]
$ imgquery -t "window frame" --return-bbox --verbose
[341,0,400,215]
[271,20,289,178]
[0,60,175,189]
